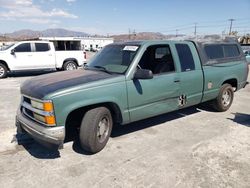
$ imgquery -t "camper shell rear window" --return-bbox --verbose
[204,44,240,60]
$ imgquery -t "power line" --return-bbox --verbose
[128,18,250,36]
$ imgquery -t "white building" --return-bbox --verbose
[76,37,114,51]
[40,37,114,51]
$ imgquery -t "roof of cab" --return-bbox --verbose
[111,40,186,46]
[112,39,239,45]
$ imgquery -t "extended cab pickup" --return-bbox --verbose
[16,40,248,153]
[0,40,86,78]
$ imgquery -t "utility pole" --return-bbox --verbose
[128,28,131,40]
[221,30,225,38]
[228,19,235,35]
[176,29,178,37]
[194,23,197,37]
[132,29,136,40]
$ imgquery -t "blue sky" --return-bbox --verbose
[0,0,250,36]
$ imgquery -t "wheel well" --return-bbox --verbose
[0,60,10,71]
[64,102,122,142]
[63,58,78,66]
[222,79,237,90]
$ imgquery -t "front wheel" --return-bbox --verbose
[63,61,78,71]
[79,107,113,153]
[0,63,8,78]
[213,84,234,112]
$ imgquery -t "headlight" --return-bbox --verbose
[31,100,54,112]
[30,99,56,126]
[31,100,43,110]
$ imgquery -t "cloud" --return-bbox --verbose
[0,0,78,24]
[16,0,33,6]
[21,18,60,24]
[66,0,76,2]
[0,0,33,9]
[50,8,77,18]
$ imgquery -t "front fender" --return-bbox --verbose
[51,82,129,126]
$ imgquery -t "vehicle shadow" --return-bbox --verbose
[228,113,250,127]
[196,102,218,112]
[111,106,202,138]
[16,133,61,159]
[72,139,96,156]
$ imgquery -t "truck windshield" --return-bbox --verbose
[85,44,140,74]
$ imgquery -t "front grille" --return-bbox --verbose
[23,96,31,104]
[21,95,44,125]
[24,108,34,118]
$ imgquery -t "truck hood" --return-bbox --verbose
[21,69,118,99]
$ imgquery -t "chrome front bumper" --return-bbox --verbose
[16,108,65,149]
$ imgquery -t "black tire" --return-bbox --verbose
[0,63,8,78]
[213,84,234,112]
[79,107,113,153]
[63,61,78,71]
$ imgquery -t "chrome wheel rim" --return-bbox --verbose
[0,66,5,76]
[97,116,110,143]
[222,90,231,107]
[66,62,77,70]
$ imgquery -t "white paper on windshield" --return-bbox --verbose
[123,46,138,51]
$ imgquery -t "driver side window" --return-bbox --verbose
[15,43,31,53]
[138,45,175,74]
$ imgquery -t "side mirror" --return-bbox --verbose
[10,49,15,55]
[134,69,153,80]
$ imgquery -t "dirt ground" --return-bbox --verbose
[0,66,249,188]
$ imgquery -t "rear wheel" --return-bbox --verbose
[63,61,77,71]
[213,84,234,112]
[0,63,8,78]
[79,107,113,153]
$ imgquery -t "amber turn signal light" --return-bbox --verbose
[43,102,53,112]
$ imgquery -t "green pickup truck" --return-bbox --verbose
[16,40,249,153]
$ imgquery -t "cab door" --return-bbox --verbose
[32,42,55,69]
[126,44,180,122]
[11,42,34,70]
[174,42,203,107]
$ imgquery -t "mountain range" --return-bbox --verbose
[0,28,89,40]
[0,28,186,41]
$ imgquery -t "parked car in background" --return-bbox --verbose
[0,40,86,78]
[95,46,102,52]
[243,50,250,64]
[241,44,250,65]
